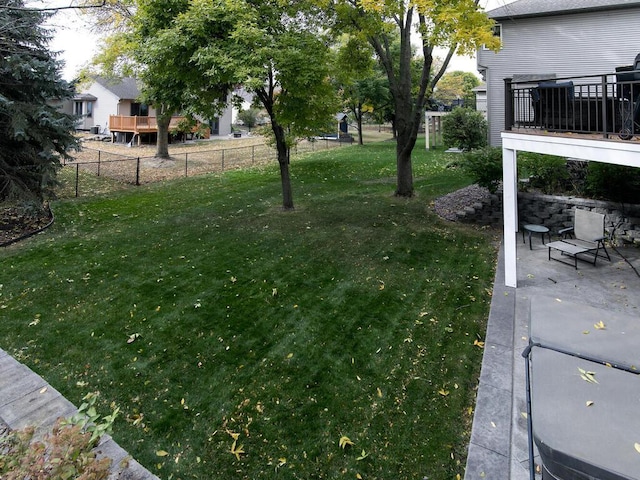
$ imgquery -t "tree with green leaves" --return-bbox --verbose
[433,70,480,108]
[334,35,390,145]
[149,0,339,209]
[237,108,261,130]
[336,0,499,197]
[0,0,78,201]
[129,0,236,159]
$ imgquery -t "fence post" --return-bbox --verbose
[136,157,140,186]
[185,152,188,177]
[601,74,609,138]
[75,164,79,198]
[252,145,255,164]
[97,150,101,177]
[504,77,514,131]
[221,150,225,171]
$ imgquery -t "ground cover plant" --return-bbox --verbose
[0,141,498,479]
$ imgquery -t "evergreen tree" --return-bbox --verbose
[0,0,78,201]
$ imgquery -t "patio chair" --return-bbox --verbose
[546,208,611,269]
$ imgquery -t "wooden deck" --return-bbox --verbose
[108,115,210,144]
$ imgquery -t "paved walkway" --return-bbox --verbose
[0,349,159,479]
[464,235,640,479]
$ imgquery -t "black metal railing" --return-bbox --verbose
[505,69,640,140]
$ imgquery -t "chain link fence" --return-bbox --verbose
[60,137,350,198]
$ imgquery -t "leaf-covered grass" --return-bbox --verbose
[1,142,498,479]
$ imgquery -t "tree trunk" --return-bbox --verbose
[273,123,294,210]
[396,140,414,196]
[356,104,364,145]
[156,113,171,159]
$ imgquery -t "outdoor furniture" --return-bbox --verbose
[521,224,550,250]
[546,209,610,269]
[524,296,640,480]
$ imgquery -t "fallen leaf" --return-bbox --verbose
[356,449,369,461]
[127,333,141,344]
[473,339,485,348]
[377,387,383,398]
[339,435,354,449]
[594,321,606,330]
[578,367,598,384]
[230,440,245,460]
[156,450,169,457]
[39,387,47,394]
[438,389,449,397]
[586,401,594,407]
[635,442,640,454]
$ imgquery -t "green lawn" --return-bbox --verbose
[1,142,498,479]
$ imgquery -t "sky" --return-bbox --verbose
[38,0,517,81]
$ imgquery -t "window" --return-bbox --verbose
[74,101,83,116]
[130,103,150,116]
[482,23,502,50]
[86,101,93,118]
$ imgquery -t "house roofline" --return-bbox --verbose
[488,0,640,21]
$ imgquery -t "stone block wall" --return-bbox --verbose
[451,189,640,245]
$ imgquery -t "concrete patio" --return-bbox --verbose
[465,234,640,479]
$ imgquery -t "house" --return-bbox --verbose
[472,0,640,288]
[71,77,233,141]
[478,0,640,146]
[473,83,487,118]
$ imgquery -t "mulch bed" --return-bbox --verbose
[0,205,53,247]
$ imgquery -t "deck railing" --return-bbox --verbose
[505,69,640,140]
[109,115,189,132]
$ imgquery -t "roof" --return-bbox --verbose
[73,93,97,102]
[94,77,141,100]
[487,0,640,20]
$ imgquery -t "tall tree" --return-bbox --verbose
[433,70,481,108]
[131,0,234,159]
[334,35,390,145]
[161,0,339,209]
[0,0,78,201]
[336,0,499,196]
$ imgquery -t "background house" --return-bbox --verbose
[478,0,640,146]
[70,77,233,138]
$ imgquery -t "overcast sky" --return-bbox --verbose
[38,0,517,81]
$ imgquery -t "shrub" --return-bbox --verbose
[585,163,640,204]
[460,146,503,193]
[442,107,488,151]
[0,392,119,480]
[518,152,568,194]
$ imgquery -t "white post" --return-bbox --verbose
[425,111,431,150]
[502,146,518,287]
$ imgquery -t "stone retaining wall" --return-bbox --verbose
[452,189,640,245]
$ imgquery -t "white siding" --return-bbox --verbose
[86,82,122,135]
[217,104,233,136]
[478,8,640,146]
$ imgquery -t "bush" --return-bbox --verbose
[517,152,568,194]
[460,146,503,193]
[585,163,640,204]
[442,107,488,151]
[0,392,119,480]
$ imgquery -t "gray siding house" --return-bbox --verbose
[478,0,640,146]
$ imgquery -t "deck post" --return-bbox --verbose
[502,145,518,288]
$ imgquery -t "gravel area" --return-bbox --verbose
[433,184,493,221]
